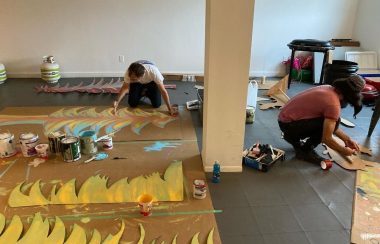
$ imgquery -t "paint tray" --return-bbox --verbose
[242,144,285,172]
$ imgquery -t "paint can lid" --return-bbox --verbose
[49,131,65,138]
[0,132,13,140]
[20,133,38,140]
[61,136,78,144]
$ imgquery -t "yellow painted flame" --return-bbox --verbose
[8,161,183,207]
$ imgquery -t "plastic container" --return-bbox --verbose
[0,63,7,84]
[41,56,61,83]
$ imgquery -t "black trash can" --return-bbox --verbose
[323,60,359,84]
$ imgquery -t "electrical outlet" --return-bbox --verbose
[119,55,125,63]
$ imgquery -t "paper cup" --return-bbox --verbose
[35,143,49,159]
[138,194,153,216]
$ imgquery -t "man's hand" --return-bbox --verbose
[113,100,119,114]
[344,137,360,152]
[341,146,356,156]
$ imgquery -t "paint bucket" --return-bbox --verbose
[35,144,49,159]
[0,132,17,158]
[246,106,255,124]
[138,194,153,216]
[61,137,81,162]
[193,179,207,200]
[79,130,98,155]
[48,131,66,154]
[99,136,113,150]
[19,133,39,157]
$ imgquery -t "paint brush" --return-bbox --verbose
[95,130,120,142]
[269,145,276,160]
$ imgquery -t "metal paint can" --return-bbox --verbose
[48,131,66,154]
[61,137,81,162]
[79,130,98,155]
[19,133,39,157]
[0,132,17,158]
[99,136,113,150]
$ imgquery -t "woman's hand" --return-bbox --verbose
[113,100,119,114]
[169,104,178,116]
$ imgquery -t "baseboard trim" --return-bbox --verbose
[7,71,284,81]
[204,165,242,172]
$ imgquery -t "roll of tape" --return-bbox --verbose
[321,159,333,170]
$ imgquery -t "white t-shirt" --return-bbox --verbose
[124,64,164,85]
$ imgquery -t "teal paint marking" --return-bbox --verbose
[42,209,223,221]
[144,141,182,152]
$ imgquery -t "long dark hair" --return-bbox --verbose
[331,75,364,118]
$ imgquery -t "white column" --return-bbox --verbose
[203,0,255,172]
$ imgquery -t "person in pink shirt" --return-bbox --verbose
[278,75,364,165]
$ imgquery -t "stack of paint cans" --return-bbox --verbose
[193,179,207,200]
[19,133,39,157]
[48,131,66,154]
[61,137,81,162]
[0,132,17,158]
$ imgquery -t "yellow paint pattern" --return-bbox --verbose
[65,224,87,244]
[18,212,49,244]
[191,232,200,244]
[137,223,145,244]
[44,217,66,244]
[0,214,215,244]
[0,214,5,234]
[89,229,101,244]
[8,161,183,207]
[207,228,214,244]
[0,215,23,243]
[103,221,125,244]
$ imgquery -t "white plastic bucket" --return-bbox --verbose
[41,56,60,83]
[0,63,7,84]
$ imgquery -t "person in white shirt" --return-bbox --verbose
[113,60,176,115]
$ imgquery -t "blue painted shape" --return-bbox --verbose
[95,152,108,160]
[144,141,181,152]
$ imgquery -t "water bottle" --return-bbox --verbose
[212,161,221,183]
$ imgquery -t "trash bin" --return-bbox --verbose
[323,60,359,84]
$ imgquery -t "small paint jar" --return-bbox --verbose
[99,136,113,150]
[35,143,49,159]
[193,179,207,200]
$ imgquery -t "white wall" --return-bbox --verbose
[353,0,380,69]
[250,0,359,77]
[0,0,359,78]
[0,0,205,77]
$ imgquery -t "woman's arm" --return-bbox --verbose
[113,82,130,113]
[322,118,356,156]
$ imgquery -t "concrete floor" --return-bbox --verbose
[1,78,379,244]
